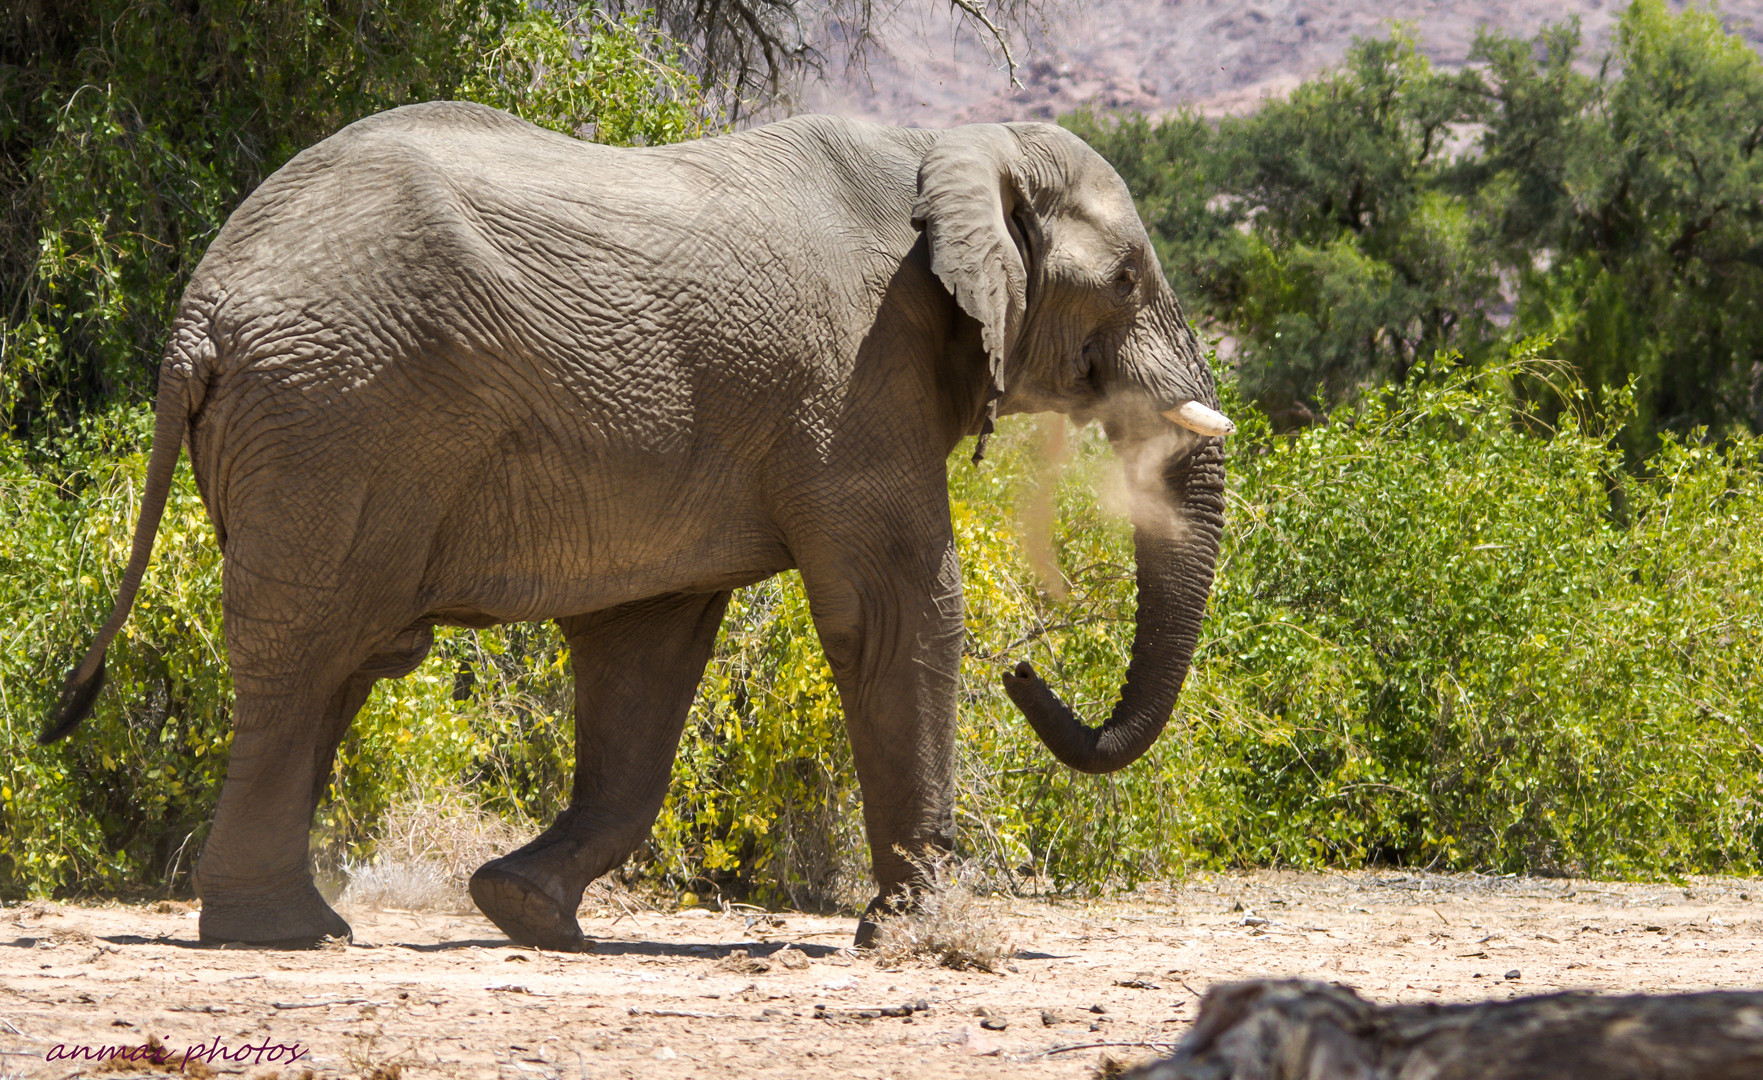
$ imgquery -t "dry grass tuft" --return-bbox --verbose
[339,788,529,914]
[871,852,1014,972]
[339,787,647,917]
[45,926,95,947]
[340,857,457,913]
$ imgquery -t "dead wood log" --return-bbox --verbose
[1126,979,1763,1080]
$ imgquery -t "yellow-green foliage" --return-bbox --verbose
[5,348,1762,899]
[648,344,1763,897]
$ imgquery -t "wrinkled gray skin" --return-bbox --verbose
[45,102,1228,950]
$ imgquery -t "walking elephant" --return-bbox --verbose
[43,102,1233,950]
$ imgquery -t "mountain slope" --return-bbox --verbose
[793,0,1763,125]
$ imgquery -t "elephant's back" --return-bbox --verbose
[178,103,931,581]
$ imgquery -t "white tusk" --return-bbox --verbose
[1163,400,1236,437]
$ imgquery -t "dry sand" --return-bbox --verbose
[4,870,1761,1078]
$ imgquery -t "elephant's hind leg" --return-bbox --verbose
[196,673,375,947]
[470,591,731,951]
[197,614,430,947]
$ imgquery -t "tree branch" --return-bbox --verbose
[944,0,1022,88]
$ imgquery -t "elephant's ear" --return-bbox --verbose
[912,125,1029,460]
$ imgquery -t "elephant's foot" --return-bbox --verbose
[198,879,351,948]
[854,893,907,949]
[469,858,591,953]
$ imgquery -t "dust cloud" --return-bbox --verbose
[1018,412,1199,597]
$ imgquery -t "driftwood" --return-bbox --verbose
[1126,979,1763,1080]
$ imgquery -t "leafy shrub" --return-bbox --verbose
[1,409,227,894]
[2,1,719,440]
[7,347,1762,899]
[646,343,1763,895]
[4,1,1760,902]
[7,341,1761,901]
[1066,1,1763,452]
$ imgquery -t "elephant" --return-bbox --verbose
[43,101,1233,950]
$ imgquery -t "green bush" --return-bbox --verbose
[649,343,1763,896]
[2,1,718,440]
[5,347,1761,900]
[1066,1,1763,452]
[5,0,1761,904]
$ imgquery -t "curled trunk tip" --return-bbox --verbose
[1002,659,1163,774]
[1005,438,1225,774]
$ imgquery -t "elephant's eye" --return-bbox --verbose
[1112,263,1139,298]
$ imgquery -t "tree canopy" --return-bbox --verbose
[1068,0,1763,453]
[1,0,720,445]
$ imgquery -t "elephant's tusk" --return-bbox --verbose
[1163,400,1235,437]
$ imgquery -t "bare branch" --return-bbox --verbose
[944,0,1022,88]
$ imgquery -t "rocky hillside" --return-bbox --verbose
[792,0,1763,125]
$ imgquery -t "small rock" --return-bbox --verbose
[653,1046,677,1061]
[1040,1009,1059,1027]
[980,1016,1008,1031]
[1089,1004,1109,1014]
[1505,969,1522,980]
[773,946,810,970]
[1088,1020,1104,1032]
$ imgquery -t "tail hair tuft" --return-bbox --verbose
[38,652,106,745]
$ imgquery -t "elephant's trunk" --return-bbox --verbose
[1004,434,1226,774]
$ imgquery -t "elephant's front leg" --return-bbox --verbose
[469,591,731,951]
[798,527,964,947]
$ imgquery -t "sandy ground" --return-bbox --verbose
[4,871,1762,1079]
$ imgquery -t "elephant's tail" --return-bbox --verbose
[38,321,207,745]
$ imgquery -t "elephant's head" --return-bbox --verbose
[914,122,1231,774]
